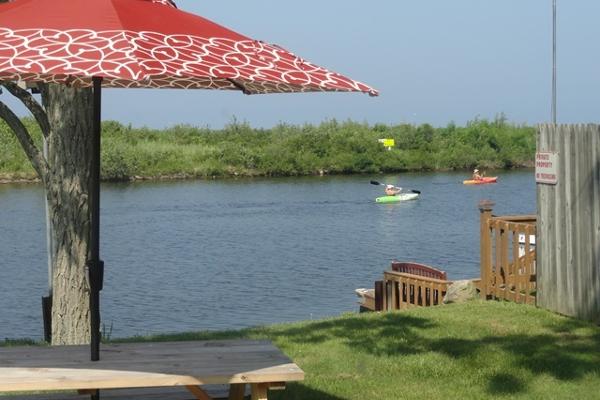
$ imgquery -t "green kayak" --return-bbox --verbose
[375,193,420,203]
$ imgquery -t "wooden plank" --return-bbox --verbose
[536,124,546,308]
[523,226,533,279]
[479,203,493,299]
[228,383,246,400]
[408,279,415,306]
[186,385,213,400]
[490,215,536,222]
[384,271,450,285]
[577,126,589,318]
[0,341,286,366]
[516,225,532,302]
[553,125,565,311]
[374,280,383,311]
[4,385,248,400]
[390,261,447,280]
[564,126,575,314]
[250,383,268,400]
[391,280,398,310]
[580,125,597,320]
[593,127,600,318]
[5,393,89,400]
[494,221,501,299]
[267,382,285,390]
[398,280,404,310]
[501,222,510,300]
[511,227,519,278]
[0,340,304,392]
[383,277,392,311]
[428,281,434,306]
[537,124,557,311]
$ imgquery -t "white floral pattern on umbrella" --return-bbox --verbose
[0,28,377,95]
[151,0,176,7]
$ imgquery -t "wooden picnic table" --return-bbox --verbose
[0,339,304,400]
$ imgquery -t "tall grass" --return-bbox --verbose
[0,117,536,181]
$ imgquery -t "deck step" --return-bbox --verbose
[3,385,250,400]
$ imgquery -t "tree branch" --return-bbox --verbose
[1,81,51,138]
[0,99,49,181]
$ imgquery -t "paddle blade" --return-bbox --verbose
[370,180,382,186]
[411,190,421,194]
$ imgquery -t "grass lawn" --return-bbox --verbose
[112,300,600,400]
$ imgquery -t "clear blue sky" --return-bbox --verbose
[8,0,600,128]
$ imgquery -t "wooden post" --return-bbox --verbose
[251,383,268,400]
[384,276,393,311]
[479,200,495,299]
[228,383,246,400]
[374,280,383,311]
[391,280,397,310]
[41,295,52,343]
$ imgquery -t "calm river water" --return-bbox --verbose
[0,171,536,340]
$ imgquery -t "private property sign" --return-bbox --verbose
[535,151,559,184]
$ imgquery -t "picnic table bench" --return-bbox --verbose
[0,339,304,400]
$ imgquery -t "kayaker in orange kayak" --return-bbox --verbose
[472,169,484,181]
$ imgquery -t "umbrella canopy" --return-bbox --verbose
[0,0,378,95]
[0,0,377,365]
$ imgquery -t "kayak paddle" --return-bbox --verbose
[370,180,421,194]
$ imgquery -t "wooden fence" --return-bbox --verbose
[479,201,536,305]
[537,124,600,321]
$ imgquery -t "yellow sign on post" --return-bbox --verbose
[378,138,395,150]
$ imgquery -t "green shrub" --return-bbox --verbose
[0,118,536,180]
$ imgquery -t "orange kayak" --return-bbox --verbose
[463,177,498,185]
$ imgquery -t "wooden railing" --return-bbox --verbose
[390,261,448,280]
[479,200,536,305]
[382,262,452,310]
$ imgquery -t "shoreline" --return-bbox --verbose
[0,176,40,184]
[0,164,534,186]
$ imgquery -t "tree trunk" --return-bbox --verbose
[43,84,95,345]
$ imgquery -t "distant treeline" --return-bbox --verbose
[0,117,535,181]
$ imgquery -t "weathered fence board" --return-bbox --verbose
[537,124,600,321]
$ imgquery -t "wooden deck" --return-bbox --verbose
[0,339,304,400]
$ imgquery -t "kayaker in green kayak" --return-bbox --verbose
[370,180,421,203]
[384,184,402,196]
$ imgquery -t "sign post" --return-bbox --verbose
[378,138,395,151]
[535,151,559,184]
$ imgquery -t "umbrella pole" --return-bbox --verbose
[89,76,104,365]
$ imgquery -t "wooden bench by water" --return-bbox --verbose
[357,261,452,311]
[383,261,451,310]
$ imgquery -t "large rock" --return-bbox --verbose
[443,280,478,304]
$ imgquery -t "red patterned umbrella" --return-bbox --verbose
[0,0,378,95]
[0,0,377,363]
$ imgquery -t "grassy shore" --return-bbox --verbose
[0,118,535,182]
[2,301,599,398]
[97,301,599,400]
